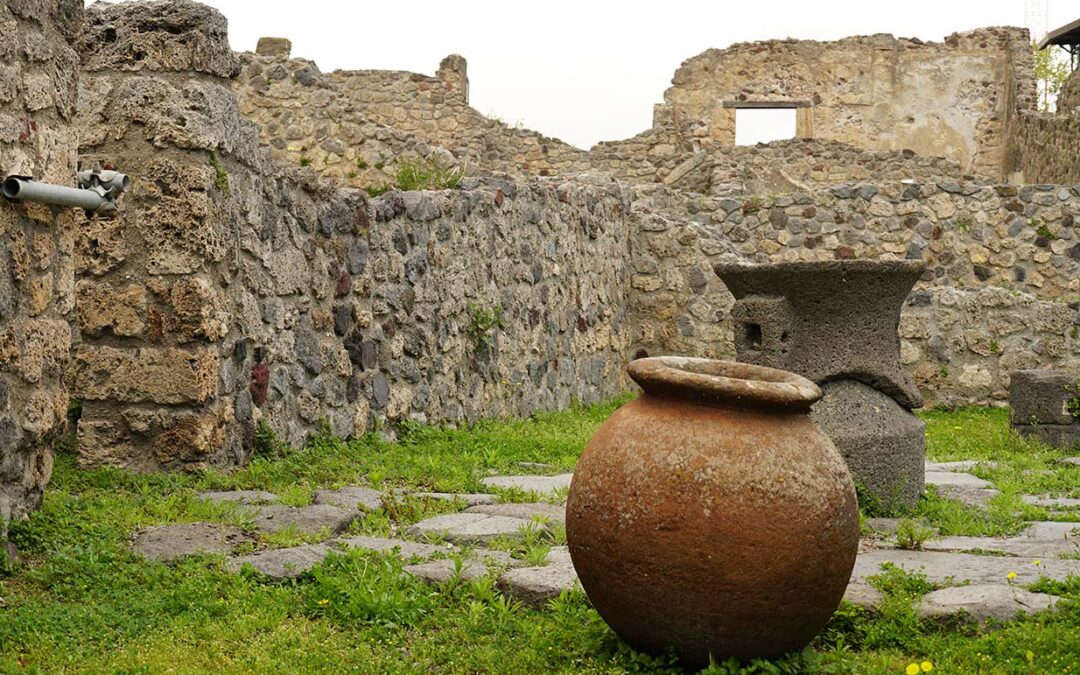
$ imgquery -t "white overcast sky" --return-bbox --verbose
[193,0,1078,149]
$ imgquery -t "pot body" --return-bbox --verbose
[566,391,859,667]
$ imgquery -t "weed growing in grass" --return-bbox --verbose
[896,518,936,550]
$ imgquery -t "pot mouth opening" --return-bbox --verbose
[627,356,821,413]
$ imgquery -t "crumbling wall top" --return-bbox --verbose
[78,0,240,79]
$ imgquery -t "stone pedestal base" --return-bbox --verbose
[812,380,926,508]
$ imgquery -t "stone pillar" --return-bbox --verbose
[437,54,469,105]
[715,260,927,507]
[0,0,82,542]
[72,0,241,471]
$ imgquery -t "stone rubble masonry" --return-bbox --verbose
[32,0,1076,474]
[1009,369,1080,449]
[0,0,82,540]
[628,181,1080,408]
[655,28,1035,179]
[71,0,633,472]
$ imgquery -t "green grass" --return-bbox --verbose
[2,402,1080,673]
[394,156,465,191]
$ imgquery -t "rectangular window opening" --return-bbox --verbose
[734,108,797,146]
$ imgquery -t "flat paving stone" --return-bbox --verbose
[517,462,554,471]
[465,502,566,525]
[1058,457,1080,467]
[313,486,383,512]
[406,513,539,544]
[1022,495,1080,509]
[865,517,938,536]
[334,535,448,560]
[480,473,573,495]
[404,558,489,585]
[917,584,1058,623]
[843,582,885,610]
[412,492,496,507]
[853,549,1080,586]
[249,504,357,535]
[132,522,255,563]
[925,461,998,473]
[925,471,993,488]
[228,544,331,580]
[498,560,579,608]
[919,535,1078,558]
[1021,521,1080,540]
[197,490,279,506]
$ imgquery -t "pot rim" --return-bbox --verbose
[627,356,821,413]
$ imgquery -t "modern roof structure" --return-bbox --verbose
[1038,17,1080,50]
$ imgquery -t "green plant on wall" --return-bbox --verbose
[1033,43,1071,112]
[465,303,503,350]
[395,156,465,191]
[1067,382,1080,419]
[209,151,230,195]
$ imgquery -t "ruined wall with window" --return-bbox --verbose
[652,28,1035,179]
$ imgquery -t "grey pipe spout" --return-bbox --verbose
[2,176,111,212]
[2,169,131,214]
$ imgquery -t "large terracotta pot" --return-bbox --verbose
[566,356,859,668]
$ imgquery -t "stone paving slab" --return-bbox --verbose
[197,490,279,506]
[498,560,579,607]
[132,522,256,563]
[925,471,993,488]
[1022,495,1080,510]
[412,492,496,506]
[918,535,1078,558]
[480,473,573,495]
[313,486,383,512]
[1021,521,1080,540]
[404,558,489,585]
[406,513,539,544]
[917,584,1058,623]
[228,544,332,580]
[842,582,884,610]
[853,549,1080,586]
[465,502,566,525]
[334,535,449,560]
[925,461,998,473]
[1060,457,1080,467]
[249,504,357,535]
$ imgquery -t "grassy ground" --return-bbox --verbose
[1,401,1079,674]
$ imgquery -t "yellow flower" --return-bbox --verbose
[906,664,920,675]
[921,662,934,672]
[1007,571,1018,581]
[1034,559,1042,566]
[317,598,330,606]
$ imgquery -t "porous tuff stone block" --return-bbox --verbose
[73,345,217,405]
[1010,370,1080,426]
[1010,370,1080,450]
[715,260,925,409]
[812,380,926,507]
[77,0,241,78]
[255,37,292,57]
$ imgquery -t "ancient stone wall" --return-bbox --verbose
[72,1,632,471]
[629,182,1080,407]
[655,28,1035,179]
[0,0,81,538]
[233,46,591,191]
[591,136,976,195]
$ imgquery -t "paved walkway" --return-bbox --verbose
[132,459,1080,620]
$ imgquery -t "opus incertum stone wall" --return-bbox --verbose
[71,0,633,472]
[0,0,80,540]
[628,181,1080,408]
[0,0,1054,480]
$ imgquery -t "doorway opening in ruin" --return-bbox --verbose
[734,108,797,146]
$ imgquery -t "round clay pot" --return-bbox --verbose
[566,356,859,668]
